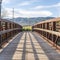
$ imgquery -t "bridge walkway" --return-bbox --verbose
[0,31,60,60]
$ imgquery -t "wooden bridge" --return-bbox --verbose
[0,18,60,60]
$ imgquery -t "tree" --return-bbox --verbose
[1,8,8,18]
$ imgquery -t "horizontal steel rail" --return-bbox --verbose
[34,28,60,36]
[0,28,21,35]
[34,17,60,26]
[0,19,22,48]
[32,17,60,49]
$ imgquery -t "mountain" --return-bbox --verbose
[10,17,55,26]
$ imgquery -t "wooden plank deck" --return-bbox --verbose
[0,31,60,60]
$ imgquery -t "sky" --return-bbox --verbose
[1,0,60,18]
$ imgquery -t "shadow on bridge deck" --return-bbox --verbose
[0,31,60,60]
[0,32,23,60]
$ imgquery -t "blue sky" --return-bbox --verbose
[2,0,60,18]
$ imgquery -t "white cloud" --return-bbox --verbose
[17,0,40,7]
[34,2,60,9]
[2,0,10,4]
[2,8,52,18]
[19,10,52,17]
[2,8,13,18]
[18,1,31,6]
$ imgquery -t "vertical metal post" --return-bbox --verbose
[0,0,2,19]
[0,3,1,19]
[0,2,1,19]
[12,8,14,35]
[12,8,14,21]
[0,0,2,48]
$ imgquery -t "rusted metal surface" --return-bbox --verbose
[0,28,21,35]
[34,17,60,26]
[0,19,22,47]
[32,17,60,49]
[34,28,60,36]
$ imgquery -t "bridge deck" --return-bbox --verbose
[0,32,60,60]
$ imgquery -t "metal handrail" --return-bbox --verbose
[33,28,60,36]
[0,28,21,35]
